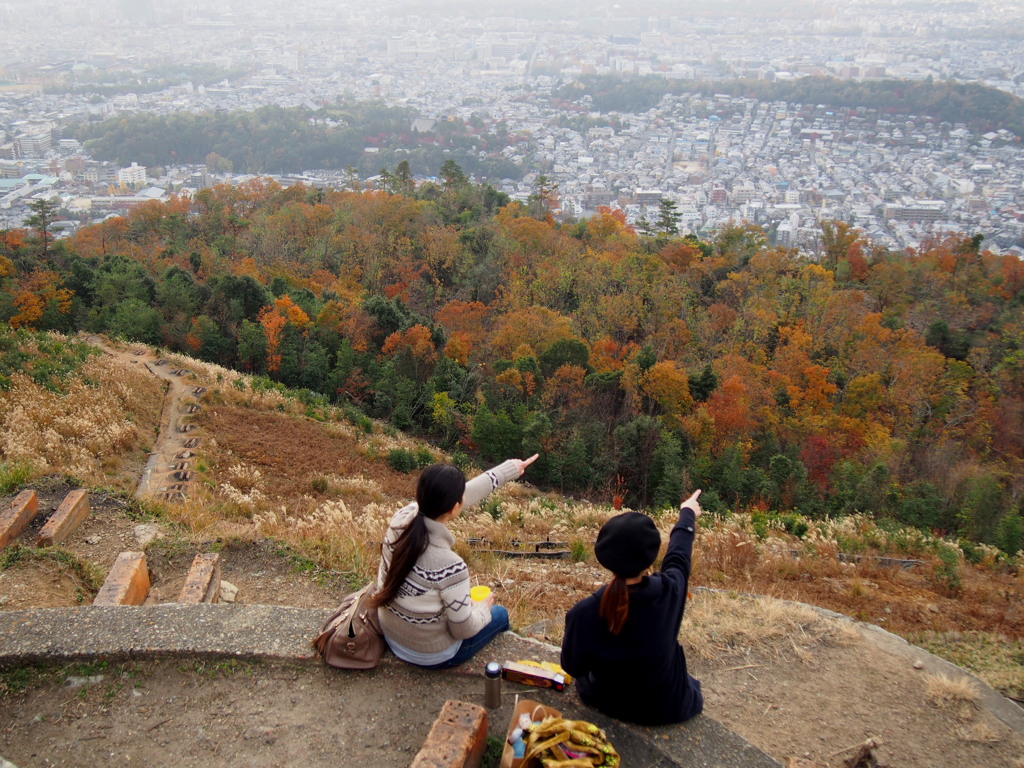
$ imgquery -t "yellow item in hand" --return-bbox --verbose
[470,585,491,602]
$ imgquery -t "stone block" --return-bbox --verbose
[93,551,150,606]
[178,552,221,604]
[0,490,38,548]
[410,700,488,768]
[36,489,89,547]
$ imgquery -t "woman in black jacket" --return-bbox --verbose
[560,489,704,725]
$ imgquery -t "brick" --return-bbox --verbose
[0,490,38,548]
[93,551,150,606]
[178,552,221,604]
[36,489,89,547]
[411,700,488,768]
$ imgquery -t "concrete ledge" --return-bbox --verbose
[36,490,89,547]
[0,490,37,548]
[93,551,150,606]
[0,605,331,666]
[411,700,488,768]
[178,552,221,604]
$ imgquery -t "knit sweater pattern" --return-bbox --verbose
[376,460,520,654]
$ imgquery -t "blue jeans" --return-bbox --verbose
[421,606,510,669]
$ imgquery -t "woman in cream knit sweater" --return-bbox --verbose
[372,455,538,668]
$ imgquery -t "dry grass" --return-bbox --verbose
[924,672,980,707]
[685,590,855,665]
[956,721,1001,743]
[909,630,1024,700]
[0,348,163,489]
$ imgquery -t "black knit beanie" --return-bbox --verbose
[594,512,661,577]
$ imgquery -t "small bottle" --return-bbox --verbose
[484,661,502,709]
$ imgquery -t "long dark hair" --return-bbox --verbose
[599,576,630,634]
[372,464,466,608]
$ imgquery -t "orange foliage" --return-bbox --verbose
[10,291,43,329]
[846,250,869,282]
[436,300,490,346]
[316,299,373,353]
[489,306,574,358]
[381,324,436,363]
[233,257,263,280]
[639,361,693,424]
[272,295,309,329]
[1000,255,1024,300]
[444,332,471,365]
[703,374,756,449]
[585,207,635,242]
[8,270,73,329]
[658,241,701,272]
[1,229,27,252]
[258,295,308,373]
[542,364,589,411]
[590,336,638,373]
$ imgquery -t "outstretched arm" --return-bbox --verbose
[462,454,539,509]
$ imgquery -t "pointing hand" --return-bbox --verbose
[514,454,540,476]
[681,488,702,518]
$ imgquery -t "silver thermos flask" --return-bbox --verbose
[484,661,502,709]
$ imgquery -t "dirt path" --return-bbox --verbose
[85,338,202,501]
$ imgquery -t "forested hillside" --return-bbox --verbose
[2,177,1023,552]
[558,76,1024,137]
[71,103,524,179]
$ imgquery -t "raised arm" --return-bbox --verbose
[661,489,702,581]
[462,454,539,509]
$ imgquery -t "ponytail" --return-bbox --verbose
[598,576,630,635]
[373,463,466,609]
[372,513,429,608]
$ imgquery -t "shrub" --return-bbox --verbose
[569,538,589,562]
[750,512,770,539]
[780,513,809,538]
[931,543,962,595]
[449,451,473,472]
[387,448,418,473]
[414,446,436,468]
[480,498,503,521]
[995,511,1024,557]
[310,476,329,494]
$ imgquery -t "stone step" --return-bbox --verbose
[178,552,222,604]
[0,490,37,549]
[36,490,89,548]
[93,551,150,606]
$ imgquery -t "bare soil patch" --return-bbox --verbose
[0,657,474,768]
[195,404,419,506]
[0,560,90,610]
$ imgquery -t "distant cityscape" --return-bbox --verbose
[1,0,1023,256]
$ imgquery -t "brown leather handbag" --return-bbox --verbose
[311,582,385,669]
